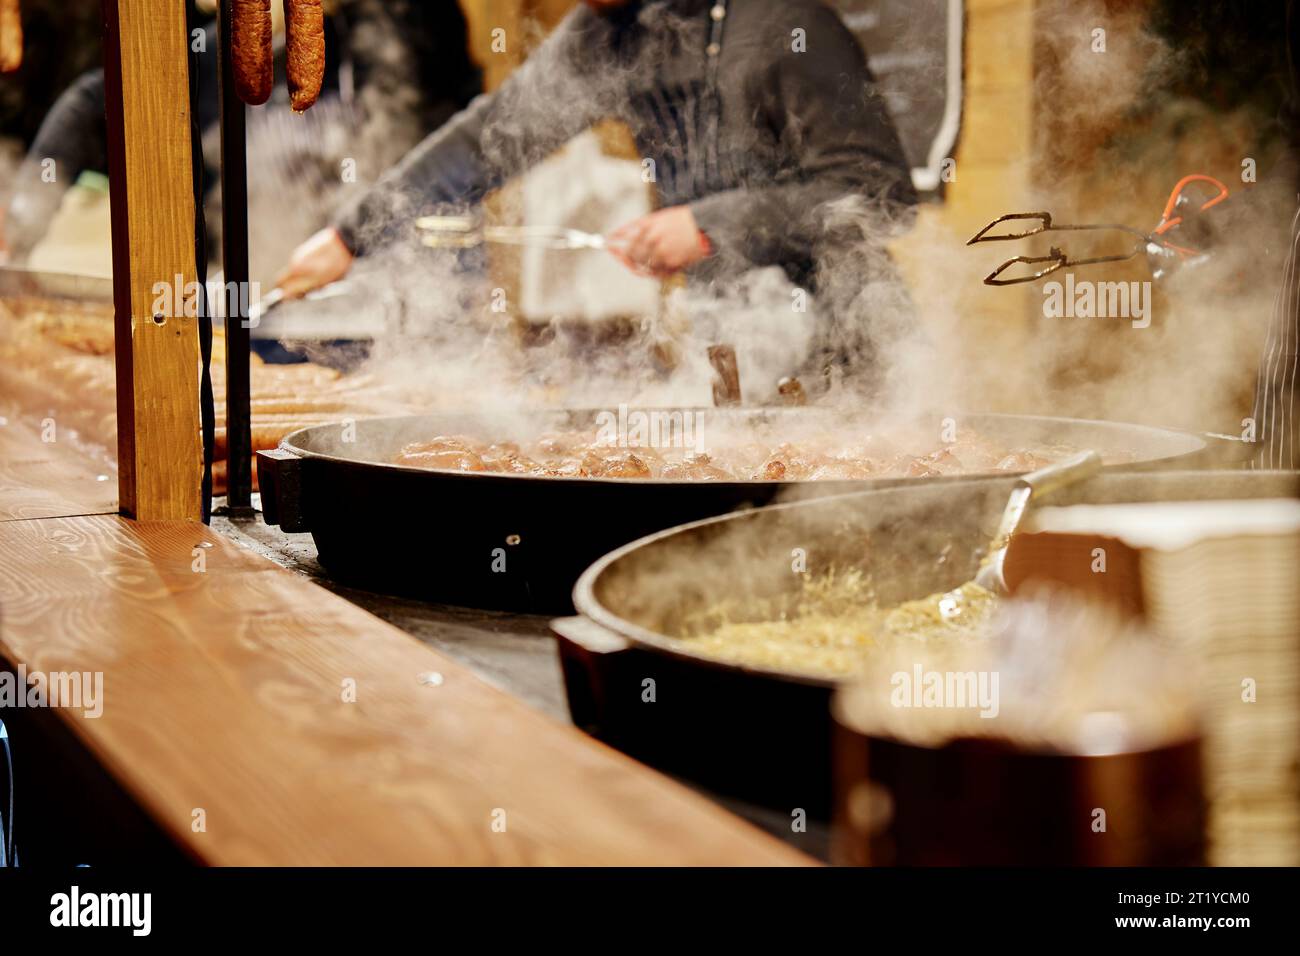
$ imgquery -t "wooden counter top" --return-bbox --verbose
[0,424,809,866]
[0,413,117,522]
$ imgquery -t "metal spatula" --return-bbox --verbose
[974,450,1104,594]
[245,279,354,327]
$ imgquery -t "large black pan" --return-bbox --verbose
[554,470,1299,817]
[257,408,1207,613]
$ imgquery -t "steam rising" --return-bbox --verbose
[277,0,1289,443]
[946,0,1293,438]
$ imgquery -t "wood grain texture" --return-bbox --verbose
[103,0,202,521]
[0,411,116,521]
[0,513,810,865]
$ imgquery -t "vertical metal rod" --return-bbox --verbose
[217,0,253,514]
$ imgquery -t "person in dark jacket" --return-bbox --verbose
[276,0,917,359]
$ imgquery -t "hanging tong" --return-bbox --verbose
[415,215,620,252]
[968,174,1230,286]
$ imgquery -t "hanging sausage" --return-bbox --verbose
[285,0,326,113]
[231,0,274,106]
[0,0,22,74]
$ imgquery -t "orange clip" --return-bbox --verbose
[1154,173,1229,236]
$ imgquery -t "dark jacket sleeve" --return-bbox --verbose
[333,9,598,256]
[3,69,108,260]
[689,4,916,272]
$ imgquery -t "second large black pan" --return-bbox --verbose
[555,470,1299,816]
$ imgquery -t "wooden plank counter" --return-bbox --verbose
[214,511,833,859]
[0,507,810,865]
[0,410,117,522]
[0,416,116,522]
[0,328,808,864]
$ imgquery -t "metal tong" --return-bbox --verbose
[967,174,1229,286]
[415,215,616,252]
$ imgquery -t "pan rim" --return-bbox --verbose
[567,480,1024,688]
[276,410,1208,486]
[570,467,1295,692]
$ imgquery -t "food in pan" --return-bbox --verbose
[285,0,325,113]
[675,569,997,678]
[232,0,274,106]
[393,429,1063,481]
[0,0,21,74]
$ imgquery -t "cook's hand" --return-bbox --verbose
[275,227,354,298]
[608,206,710,278]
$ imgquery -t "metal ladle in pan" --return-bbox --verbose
[922,451,1101,627]
[973,450,1103,594]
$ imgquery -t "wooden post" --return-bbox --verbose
[102,0,202,521]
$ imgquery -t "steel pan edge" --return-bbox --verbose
[262,411,1210,613]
